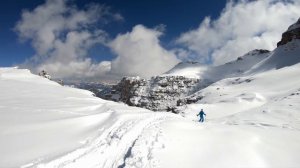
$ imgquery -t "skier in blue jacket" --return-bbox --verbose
[197,109,206,122]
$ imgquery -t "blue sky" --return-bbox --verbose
[0,0,299,80]
[0,0,225,67]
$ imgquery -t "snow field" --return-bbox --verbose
[36,113,175,168]
[154,119,300,168]
[0,68,177,168]
[2,40,300,168]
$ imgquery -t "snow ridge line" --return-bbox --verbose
[33,112,174,168]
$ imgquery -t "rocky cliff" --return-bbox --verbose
[103,49,270,112]
[110,76,200,112]
[85,19,300,113]
[277,18,300,47]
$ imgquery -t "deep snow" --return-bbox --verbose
[0,68,174,168]
[1,39,300,168]
[168,62,300,168]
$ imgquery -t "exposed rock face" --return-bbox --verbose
[112,76,200,112]
[38,70,66,85]
[236,49,270,61]
[38,70,51,80]
[83,20,300,112]
[246,49,270,55]
[277,18,300,47]
[115,77,148,105]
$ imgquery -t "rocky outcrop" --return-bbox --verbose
[38,70,51,80]
[236,49,270,61]
[112,76,200,112]
[85,19,300,113]
[277,18,300,47]
[115,77,148,105]
[38,70,66,85]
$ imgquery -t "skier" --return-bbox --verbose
[197,109,206,122]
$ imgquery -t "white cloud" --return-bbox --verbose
[15,0,121,80]
[177,0,300,65]
[15,0,176,80]
[38,59,112,79]
[109,25,180,78]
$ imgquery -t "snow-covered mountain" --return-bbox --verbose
[105,18,300,112]
[167,49,271,82]
[248,40,300,73]
[169,18,300,84]
[1,55,300,167]
[277,18,300,47]
[105,49,271,111]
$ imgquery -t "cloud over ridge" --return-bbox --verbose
[109,25,179,78]
[177,0,300,65]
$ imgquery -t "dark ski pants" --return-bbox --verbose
[199,117,204,122]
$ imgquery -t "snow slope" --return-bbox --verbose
[164,62,207,78]
[166,40,300,84]
[248,40,300,74]
[0,68,174,168]
[167,62,300,168]
[142,41,300,167]
[165,49,270,82]
[1,61,300,168]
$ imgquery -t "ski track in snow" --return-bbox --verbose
[32,112,173,168]
[121,118,167,168]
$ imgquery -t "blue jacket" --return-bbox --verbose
[197,111,206,117]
